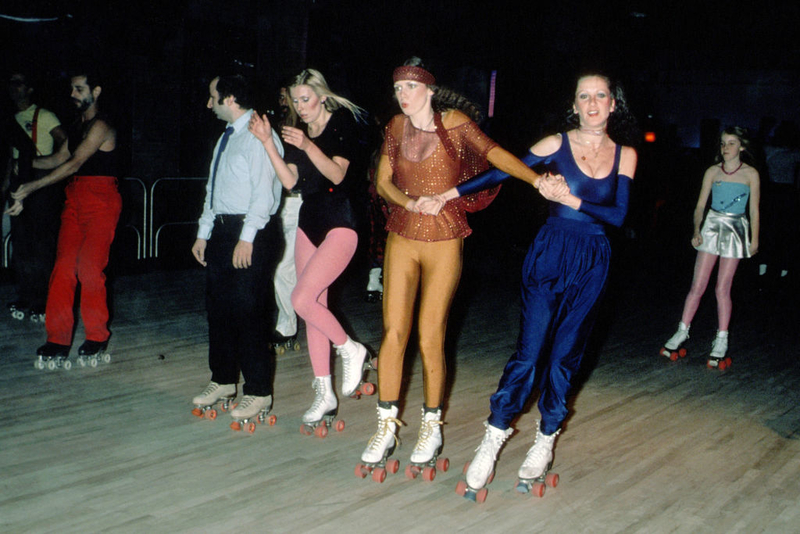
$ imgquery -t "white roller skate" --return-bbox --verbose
[707,330,731,370]
[77,339,111,368]
[34,342,72,371]
[230,394,275,433]
[406,407,449,482]
[335,336,375,397]
[516,423,560,497]
[659,321,690,361]
[300,375,342,438]
[356,404,404,483]
[191,381,237,420]
[456,422,513,503]
[365,267,383,303]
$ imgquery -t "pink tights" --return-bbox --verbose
[292,228,358,377]
[680,252,740,331]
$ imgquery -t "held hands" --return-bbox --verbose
[10,182,36,203]
[4,199,23,216]
[537,173,570,203]
[281,126,311,151]
[248,113,273,143]
[407,194,446,215]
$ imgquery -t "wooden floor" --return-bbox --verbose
[1,236,799,534]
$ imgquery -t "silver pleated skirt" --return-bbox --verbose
[694,209,751,259]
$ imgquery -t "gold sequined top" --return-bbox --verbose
[380,111,500,242]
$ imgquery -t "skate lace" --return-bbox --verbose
[308,378,328,412]
[413,418,444,453]
[200,382,221,397]
[367,416,404,452]
[237,395,257,410]
[473,429,507,466]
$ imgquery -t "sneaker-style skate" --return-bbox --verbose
[77,339,112,368]
[336,337,376,398]
[707,331,732,370]
[516,424,560,497]
[191,381,237,420]
[356,405,403,483]
[406,408,449,482]
[230,395,276,434]
[271,333,300,355]
[659,322,689,361]
[34,342,72,371]
[300,376,343,438]
[456,422,513,503]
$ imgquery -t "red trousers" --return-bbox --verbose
[45,177,121,345]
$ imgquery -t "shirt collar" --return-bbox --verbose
[228,109,253,133]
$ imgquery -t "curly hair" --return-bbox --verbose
[564,72,640,147]
[400,57,483,123]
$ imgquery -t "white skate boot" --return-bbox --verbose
[406,407,448,481]
[191,381,237,419]
[356,404,404,483]
[365,267,383,302]
[707,330,731,370]
[456,422,513,503]
[230,394,275,433]
[300,375,342,438]
[660,321,690,361]
[335,336,369,397]
[516,423,560,497]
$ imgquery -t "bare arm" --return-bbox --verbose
[249,113,298,190]
[281,125,350,185]
[33,125,69,170]
[747,168,760,254]
[691,167,715,246]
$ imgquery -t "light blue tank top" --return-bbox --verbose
[711,181,750,214]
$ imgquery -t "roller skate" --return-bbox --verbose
[271,333,300,355]
[230,394,276,434]
[191,381,237,420]
[76,339,112,368]
[34,342,72,371]
[405,407,449,482]
[300,375,343,438]
[456,422,512,503]
[335,336,375,398]
[27,307,46,324]
[707,331,732,370]
[515,423,560,497]
[355,403,404,483]
[365,267,383,303]
[659,322,690,361]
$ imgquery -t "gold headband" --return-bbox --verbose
[393,66,435,85]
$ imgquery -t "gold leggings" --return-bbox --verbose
[378,232,463,408]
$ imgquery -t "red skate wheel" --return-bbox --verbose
[335,419,345,432]
[405,464,418,479]
[246,422,256,434]
[436,457,450,472]
[532,482,546,498]
[300,424,313,435]
[718,360,728,370]
[545,473,559,488]
[725,357,732,367]
[206,409,217,420]
[372,467,387,483]
[386,459,399,474]
[351,391,362,400]
[370,358,378,371]
[669,351,679,362]
[678,348,687,358]
[455,480,467,496]
[315,424,328,438]
[267,415,277,426]
[191,408,203,418]
[487,471,495,485]
[230,421,242,432]
[462,461,470,475]
[422,466,436,482]
[475,488,488,503]
[355,464,368,479]
[361,382,376,396]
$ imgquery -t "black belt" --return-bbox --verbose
[214,214,245,224]
[284,191,302,198]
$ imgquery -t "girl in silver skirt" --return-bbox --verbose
[660,126,760,368]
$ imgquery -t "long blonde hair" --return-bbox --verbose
[290,69,366,123]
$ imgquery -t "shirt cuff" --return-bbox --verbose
[239,224,258,243]
[197,223,213,240]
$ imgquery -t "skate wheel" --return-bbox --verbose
[361,382,376,396]
[532,482,546,498]
[35,360,45,370]
[230,421,242,431]
[275,345,286,355]
[246,422,256,434]
[292,342,301,351]
[718,360,728,370]
[78,357,87,368]
[405,464,418,480]
[315,424,328,439]
[372,467,387,483]
[678,348,687,358]
[267,415,277,426]
[455,480,467,497]
[206,409,218,420]
[487,471,495,485]
[335,419,345,432]
[102,353,111,363]
[369,358,378,371]
[350,391,362,400]
[436,457,450,472]
[355,464,368,479]
[386,459,399,474]
[462,461,470,475]
[63,360,72,370]
[546,472,559,488]
[191,407,203,418]
[90,358,98,368]
[300,424,313,436]
[669,351,679,362]
[475,488,488,503]
[422,466,436,482]
[47,360,56,371]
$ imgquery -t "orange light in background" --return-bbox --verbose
[644,131,657,143]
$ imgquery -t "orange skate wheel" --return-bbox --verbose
[405,464,418,479]
[355,464,368,479]
[678,348,687,358]
[487,471,495,485]
[191,408,203,418]
[335,419,345,432]
[246,422,256,434]
[230,421,242,431]
[462,461,470,475]
[669,351,679,362]
[300,424,312,435]
[372,467,387,483]
[532,482,546,497]
[436,457,450,472]
[718,360,728,370]
[361,382,376,396]
[315,424,328,438]
[386,459,399,474]
[455,480,467,496]
[422,466,436,482]
[267,415,277,426]
[546,473,559,487]
[206,409,217,420]
[475,488,488,503]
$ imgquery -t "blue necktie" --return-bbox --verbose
[209,126,235,210]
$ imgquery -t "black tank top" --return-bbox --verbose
[68,118,119,177]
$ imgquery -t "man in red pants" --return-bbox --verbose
[7,70,121,367]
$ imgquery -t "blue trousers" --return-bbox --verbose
[488,217,610,435]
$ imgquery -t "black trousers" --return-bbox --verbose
[205,215,281,396]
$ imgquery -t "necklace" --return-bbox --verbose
[578,127,605,136]
[414,113,435,131]
[720,161,743,175]
[575,131,606,161]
